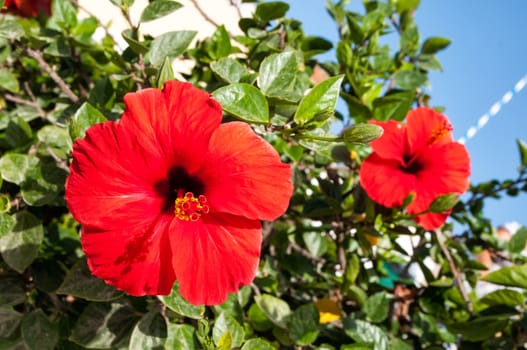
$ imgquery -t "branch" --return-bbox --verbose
[188,0,221,29]
[435,229,474,315]
[26,48,80,103]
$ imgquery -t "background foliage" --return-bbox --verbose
[1,0,527,349]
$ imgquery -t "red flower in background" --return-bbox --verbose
[65,81,293,305]
[3,0,52,17]
[359,107,470,230]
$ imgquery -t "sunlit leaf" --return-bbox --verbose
[147,30,197,66]
[255,294,291,328]
[482,264,527,289]
[213,83,269,123]
[294,75,344,126]
[158,282,205,319]
[140,0,182,22]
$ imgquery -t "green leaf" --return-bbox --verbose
[479,289,526,307]
[69,102,107,141]
[416,54,443,71]
[255,1,290,22]
[342,318,389,350]
[212,312,245,348]
[508,226,527,254]
[294,75,344,126]
[336,41,353,67]
[241,338,276,350]
[5,117,33,149]
[51,0,78,29]
[37,125,72,152]
[303,232,328,257]
[364,292,389,323]
[147,30,197,66]
[129,311,167,350]
[213,293,244,324]
[255,294,291,328]
[156,57,175,88]
[0,276,26,306]
[158,282,205,319]
[372,91,414,121]
[400,25,419,55]
[447,315,509,342]
[0,213,16,239]
[212,83,269,123]
[140,0,182,22]
[0,211,43,273]
[88,77,115,111]
[482,264,527,289]
[0,153,38,185]
[247,303,274,332]
[0,69,19,93]
[517,139,527,169]
[210,25,232,59]
[210,58,248,84]
[21,310,58,350]
[288,303,320,345]
[21,159,68,206]
[428,193,459,213]
[393,70,427,90]
[389,338,413,350]
[56,257,123,301]
[0,20,24,40]
[421,37,451,54]
[392,0,420,13]
[343,123,384,146]
[258,51,305,102]
[216,332,232,350]
[122,29,149,54]
[70,302,139,348]
[165,324,199,349]
[0,309,22,338]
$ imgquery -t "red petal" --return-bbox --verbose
[82,215,176,296]
[359,153,416,208]
[407,143,470,230]
[170,214,261,305]
[417,142,471,194]
[120,81,223,173]
[368,120,406,162]
[406,107,454,153]
[66,122,166,229]
[201,122,293,221]
[415,211,451,231]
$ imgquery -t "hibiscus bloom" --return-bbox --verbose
[2,0,52,17]
[65,81,293,305]
[359,107,470,230]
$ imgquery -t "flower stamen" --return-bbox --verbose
[427,123,453,145]
[175,190,209,222]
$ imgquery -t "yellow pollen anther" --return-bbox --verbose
[175,191,209,222]
[427,123,453,145]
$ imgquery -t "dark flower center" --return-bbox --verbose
[400,154,423,174]
[154,166,206,216]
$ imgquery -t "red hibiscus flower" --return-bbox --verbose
[359,107,470,230]
[65,81,293,305]
[2,0,52,17]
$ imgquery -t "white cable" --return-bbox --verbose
[457,74,527,144]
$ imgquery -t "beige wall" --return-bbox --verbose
[77,0,253,48]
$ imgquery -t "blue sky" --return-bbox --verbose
[286,0,527,229]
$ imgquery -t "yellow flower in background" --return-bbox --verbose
[315,298,342,324]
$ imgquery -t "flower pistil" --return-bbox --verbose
[175,190,209,222]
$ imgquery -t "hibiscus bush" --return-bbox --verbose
[1,0,527,349]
